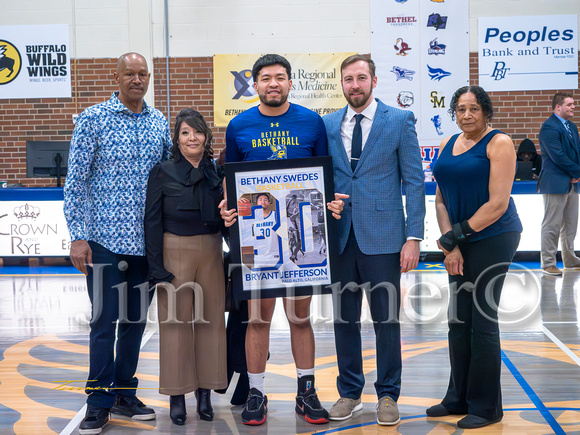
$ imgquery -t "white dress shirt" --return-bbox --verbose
[340,98,378,160]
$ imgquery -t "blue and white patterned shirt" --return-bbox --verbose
[64,92,172,256]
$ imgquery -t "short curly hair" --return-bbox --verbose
[448,86,494,122]
[171,108,214,162]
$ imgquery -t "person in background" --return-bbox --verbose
[428,85,522,429]
[516,138,542,180]
[538,92,580,276]
[64,52,171,434]
[144,108,227,425]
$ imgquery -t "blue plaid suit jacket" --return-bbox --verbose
[323,99,425,255]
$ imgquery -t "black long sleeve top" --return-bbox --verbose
[144,156,224,284]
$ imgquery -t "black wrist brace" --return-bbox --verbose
[439,220,476,251]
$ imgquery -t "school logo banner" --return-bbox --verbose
[370,0,469,176]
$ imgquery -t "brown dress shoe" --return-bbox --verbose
[543,266,562,276]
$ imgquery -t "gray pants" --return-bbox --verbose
[541,191,580,268]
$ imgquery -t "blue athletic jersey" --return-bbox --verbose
[225,103,328,162]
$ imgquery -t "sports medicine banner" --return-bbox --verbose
[213,53,354,126]
[478,15,578,91]
[0,25,71,99]
[370,0,469,179]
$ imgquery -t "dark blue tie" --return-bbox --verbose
[351,114,364,171]
[565,120,573,138]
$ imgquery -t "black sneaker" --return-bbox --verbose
[296,386,329,424]
[110,395,156,421]
[79,407,109,435]
[241,388,268,425]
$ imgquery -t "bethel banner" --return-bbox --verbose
[370,0,469,179]
[213,53,354,126]
[0,25,71,99]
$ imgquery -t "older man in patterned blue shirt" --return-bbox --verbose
[64,52,171,434]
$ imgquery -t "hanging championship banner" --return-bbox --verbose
[0,25,71,99]
[213,53,353,126]
[478,15,578,91]
[370,0,469,178]
[224,157,337,300]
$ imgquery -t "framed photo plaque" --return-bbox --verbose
[224,156,337,300]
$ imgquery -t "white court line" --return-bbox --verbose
[543,321,580,324]
[542,325,580,367]
[59,325,158,435]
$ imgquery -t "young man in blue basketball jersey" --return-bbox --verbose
[220,54,343,426]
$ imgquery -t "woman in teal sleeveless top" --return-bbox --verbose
[427,86,522,429]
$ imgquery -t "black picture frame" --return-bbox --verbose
[224,156,337,300]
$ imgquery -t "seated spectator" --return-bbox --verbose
[516,138,542,180]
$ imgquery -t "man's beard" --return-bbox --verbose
[259,92,288,107]
[346,91,371,109]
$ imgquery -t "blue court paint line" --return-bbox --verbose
[544,407,580,411]
[312,415,418,434]
[501,350,565,435]
[0,266,81,275]
[313,406,579,434]
[508,407,580,412]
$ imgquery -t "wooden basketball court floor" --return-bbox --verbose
[1,261,579,434]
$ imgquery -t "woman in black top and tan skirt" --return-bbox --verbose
[144,108,226,425]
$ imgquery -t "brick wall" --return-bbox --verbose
[153,57,227,158]
[0,54,576,186]
[470,53,561,147]
[0,58,118,187]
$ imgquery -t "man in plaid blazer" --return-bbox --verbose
[323,54,425,426]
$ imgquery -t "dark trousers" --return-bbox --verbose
[85,241,153,408]
[332,229,402,400]
[225,300,248,374]
[442,232,520,420]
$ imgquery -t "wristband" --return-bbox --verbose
[439,220,476,252]
[452,220,476,242]
[438,230,457,252]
